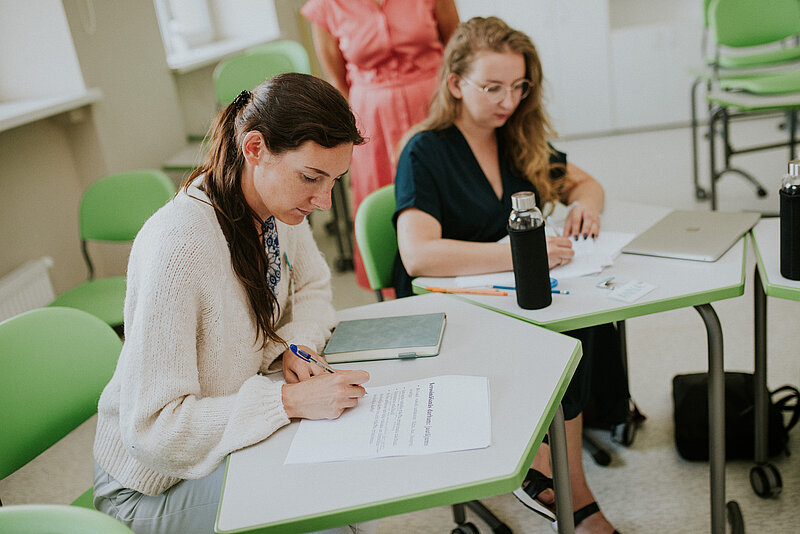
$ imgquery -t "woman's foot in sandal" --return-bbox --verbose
[512,468,557,522]
[573,502,619,534]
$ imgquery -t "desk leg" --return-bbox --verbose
[751,267,783,498]
[695,304,743,534]
[754,268,768,463]
[549,405,574,534]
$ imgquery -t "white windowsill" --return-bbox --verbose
[0,89,103,133]
[166,34,278,75]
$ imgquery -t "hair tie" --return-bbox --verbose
[233,90,251,111]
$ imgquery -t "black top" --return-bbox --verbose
[393,125,567,296]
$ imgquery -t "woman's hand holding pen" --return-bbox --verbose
[281,370,369,420]
[282,344,330,383]
[545,236,574,268]
[562,202,601,240]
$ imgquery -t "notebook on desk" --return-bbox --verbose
[621,210,760,262]
[323,312,447,363]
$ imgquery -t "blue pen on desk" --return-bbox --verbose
[493,284,568,294]
[290,344,335,374]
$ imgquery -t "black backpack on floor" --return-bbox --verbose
[672,371,800,461]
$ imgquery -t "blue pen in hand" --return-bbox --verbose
[290,344,335,374]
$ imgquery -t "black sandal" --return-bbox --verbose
[512,468,557,522]
[573,502,621,533]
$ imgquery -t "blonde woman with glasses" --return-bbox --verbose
[394,17,623,533]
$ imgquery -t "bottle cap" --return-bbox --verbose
[789,159,800,177]
[783,159,800,194]
[511,191,536,211]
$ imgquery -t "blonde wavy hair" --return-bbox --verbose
[403,16,565,207]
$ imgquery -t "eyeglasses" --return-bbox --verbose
[461,76,532,104]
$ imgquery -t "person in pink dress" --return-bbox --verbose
[301,0,460,290]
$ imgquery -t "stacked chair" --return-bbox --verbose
[691,0,800,209]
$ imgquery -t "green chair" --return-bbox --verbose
[247,39,312,74]
[690,0,800,202]
[49,170,175,330]
[213,39,312,107]
[702,0,800,209]
[354,185,397,301]
[0,307,122,508]
[0,504,134,533]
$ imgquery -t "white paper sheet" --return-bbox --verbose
[453,231,636,287]
[284,375,491,464]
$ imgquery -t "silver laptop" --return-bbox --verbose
[622,210,760,262]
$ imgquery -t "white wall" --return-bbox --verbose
[0,0,187,291]
[0,0,85,100]
[454,0,703,136]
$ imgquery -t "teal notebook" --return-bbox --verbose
[323,312,447,363]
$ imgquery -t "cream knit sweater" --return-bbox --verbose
[93,184,337,496]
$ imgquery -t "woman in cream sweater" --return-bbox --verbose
[93,73,374,534]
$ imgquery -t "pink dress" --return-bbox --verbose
[301,0,444,289]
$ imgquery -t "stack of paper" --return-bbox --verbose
[454,230,635,287]
[284,375,491,464]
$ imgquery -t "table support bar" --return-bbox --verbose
[754,268,769,463]
[549,405,574,534]
[694,303,727,534]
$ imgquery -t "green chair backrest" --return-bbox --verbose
[213,40,311,107]
[0,307,122,480]
[80,169,175,243]
[354,185,397,292]
[247,39,312,75]
[0,504,135,533]
[709,0,800,48]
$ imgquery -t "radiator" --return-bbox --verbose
[0,257,56,323]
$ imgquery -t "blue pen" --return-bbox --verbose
[493,278,559,291]
[552,289,570,295]
[546,216,562,237]
[290,344,335,374]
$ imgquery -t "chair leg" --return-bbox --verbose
[583,433,611,466]
[329,182,354,273]
[691,76,709,201]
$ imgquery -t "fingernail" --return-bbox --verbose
[583,233,588,240]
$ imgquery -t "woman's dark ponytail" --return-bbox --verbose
[182,73,362,349]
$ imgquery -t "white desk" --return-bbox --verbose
[414,200,749,534]
[216,293,582,533]
[750,218,800,497]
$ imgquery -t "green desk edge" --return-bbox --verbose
[215,341,582,534]
[412,240,747,332]
[751,232,800,302]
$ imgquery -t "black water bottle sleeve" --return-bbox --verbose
[508,224,552,309]
[780,191,800,280]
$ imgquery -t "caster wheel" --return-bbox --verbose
[757,187,768,198]
[611,421,637,446]
[726,500,744,534]
[750,463,782,498]
[695,187,709,200]
[451,522,480,534]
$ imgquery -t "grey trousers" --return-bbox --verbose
[94,461,378,534]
